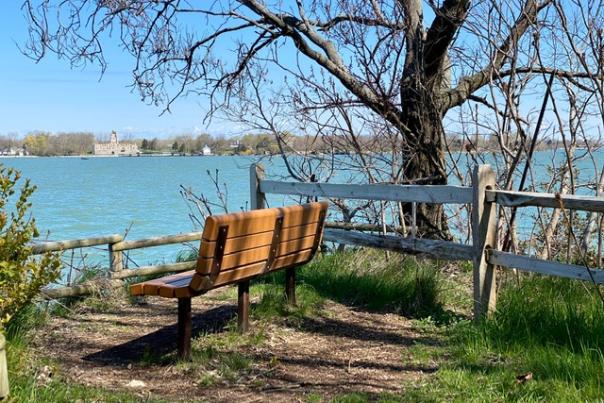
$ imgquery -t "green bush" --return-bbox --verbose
[0,165,61,329]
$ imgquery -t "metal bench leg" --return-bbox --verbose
[285,268,296,305]
[238,280,250,332]
[177,297,192,360]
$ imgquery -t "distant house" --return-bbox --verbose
[0,147,26,156]
[94,131,139,156]
[202,145,213,156]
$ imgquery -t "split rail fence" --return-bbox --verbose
[34,163,604,318]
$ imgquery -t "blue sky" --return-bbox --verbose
[0,2,219,138]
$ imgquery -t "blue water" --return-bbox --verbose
[3,156,264,265]
[2,150,603,267]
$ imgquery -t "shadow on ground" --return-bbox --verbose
[82,304,237,364]
[82,302,440,369]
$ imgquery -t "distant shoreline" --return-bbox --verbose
[0,153,227,158]
[0,146,596,159]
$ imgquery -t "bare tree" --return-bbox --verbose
[22,0,602,238]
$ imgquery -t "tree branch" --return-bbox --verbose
[442,0,551,110]
[423,0,470,80]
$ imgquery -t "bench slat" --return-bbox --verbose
[196,235,316,274]
[131,249,314,298]
[202,204,326,241]
[130,270,197,297]
[199,222,320,258]
[192,249,314,291]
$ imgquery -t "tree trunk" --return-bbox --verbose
[400,81,450,239]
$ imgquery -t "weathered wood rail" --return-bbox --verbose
[253,163,604,318]
[34,163,604,320]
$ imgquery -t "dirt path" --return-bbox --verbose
[32,290,440,402]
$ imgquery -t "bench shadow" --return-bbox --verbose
[82,302,439,368]
[82,304,237,365]
[257,353,438,374]
[296,315,438,347]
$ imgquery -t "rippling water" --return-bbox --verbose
[2,150,602,266]
[3,156,263,265]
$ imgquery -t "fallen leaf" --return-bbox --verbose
[516,372,533,384]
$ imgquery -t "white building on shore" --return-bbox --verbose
[0,147,26,156]
[202,145,213,156]
[94,131,139,156]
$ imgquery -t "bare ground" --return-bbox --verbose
[31,289,441,402]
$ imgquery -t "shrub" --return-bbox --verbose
[0,165,61,329]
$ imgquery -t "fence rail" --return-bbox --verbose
[323,228,475,261]
[487,250,604,284]
[487,189,604,212]
[260,180,473,204]
[31,234,123,254]
[32,163,604,321]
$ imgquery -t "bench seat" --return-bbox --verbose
[130,270,198,298]
[130,246,317,299]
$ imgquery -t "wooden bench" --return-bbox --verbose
[130,201,328,359]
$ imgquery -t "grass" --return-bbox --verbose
[256,250,449,321]
[127,248,450,391]
[251,282,325,324]
[174,323,266,386]
[403,276,604,402]
[7,249,604,401]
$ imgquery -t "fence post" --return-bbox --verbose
[0,333,8,399]
[472,164,498,319]
[250,163,266,210]
[108,236,124,274]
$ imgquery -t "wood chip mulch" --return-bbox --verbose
[32,290,440,402]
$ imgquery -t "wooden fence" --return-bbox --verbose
[34,163,604,319]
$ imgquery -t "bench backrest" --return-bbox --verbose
[189,201,329,291]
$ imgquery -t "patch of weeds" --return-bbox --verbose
[292,250,449,321]
[76,293,113,312]
[181,325,265,385]
[138,344,170,367]
[405,341,440,368]
[306,394,323,403]
[218,352,252,381]
[332,393,368,403]
[52,285,125,315]
[175,248,198,262]
[330,392,404,403]
[5,304,49,343]
[207,284,239,301]
[71,264,105,284]
[455,260,473,273]
[405,276,604,402]
[198,371,219,387]
[252,282,324,326]
[45,266,127,314]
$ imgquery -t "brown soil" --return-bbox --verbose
[32,289,441,402]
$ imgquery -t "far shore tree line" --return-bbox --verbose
[0,131,588,157]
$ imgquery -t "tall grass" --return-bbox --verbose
[411,275,604,401]
[250,250,446,322]
[297,251,445,319]
[482,276,604,351]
